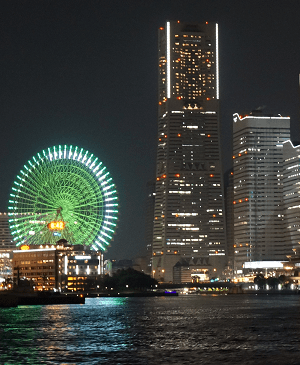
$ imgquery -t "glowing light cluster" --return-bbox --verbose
[216,23,219,99]
[47,221,65,230]
[8,145,118,251]
[166,21,171,98]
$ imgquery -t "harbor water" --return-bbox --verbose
[1,294,300,364]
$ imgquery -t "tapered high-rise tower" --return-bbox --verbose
[152,21,226,282]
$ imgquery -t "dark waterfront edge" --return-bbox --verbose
[0,292,85,307]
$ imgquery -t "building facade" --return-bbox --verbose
[232,111,290,272]
[0,213,15,284]
[282,140,300,252]
[0,250,13,283]
[13,243,103,291]
[173,257,212,283]
[0,213,14,249]
[224,169,234,276]
[145,180,156,270]
[152,21,226,282]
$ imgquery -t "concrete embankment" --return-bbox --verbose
[87,291,178,298]
[228,287,300,295]
[0,292,85,307]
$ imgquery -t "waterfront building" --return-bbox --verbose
[232,111,290,272]
[152,21,226,282]
[282,140,300,252]
[173,257,212,283]
[13,243,103,291]
[0,213,15,284]
[0,213,14,249]
[0,250,13,285]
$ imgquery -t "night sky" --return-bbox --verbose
[1,1,300,260]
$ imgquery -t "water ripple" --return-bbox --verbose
[0,295,300,364]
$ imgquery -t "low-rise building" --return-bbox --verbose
[0,250,13,288]
[13,242,103,292]
[173,257,213,283]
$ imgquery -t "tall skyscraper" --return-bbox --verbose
[282,140,300,253]
[152,21,226,282]
[145,179,156,273]
[224,169,234,275]
[232,111,290,272]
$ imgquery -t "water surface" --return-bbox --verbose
[0,294,300,364]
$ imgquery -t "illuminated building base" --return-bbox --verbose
[13,243,103,292]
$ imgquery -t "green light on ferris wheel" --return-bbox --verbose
[8,145,118,250]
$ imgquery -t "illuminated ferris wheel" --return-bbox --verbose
[8,145,118,251]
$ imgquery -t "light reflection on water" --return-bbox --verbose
[0,295,300,364]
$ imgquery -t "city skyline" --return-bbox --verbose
[0,1,300,259]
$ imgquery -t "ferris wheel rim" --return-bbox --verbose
[8,145,118,251]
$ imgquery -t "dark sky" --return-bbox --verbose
[1,1,300,260]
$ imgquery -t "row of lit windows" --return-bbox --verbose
[17,259,54,265]
[175,34,203,38]
[68,265,98,269]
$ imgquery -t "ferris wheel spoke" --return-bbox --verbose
[71,218,101,233]
[70,213,100,227]
[73,198,103,210]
